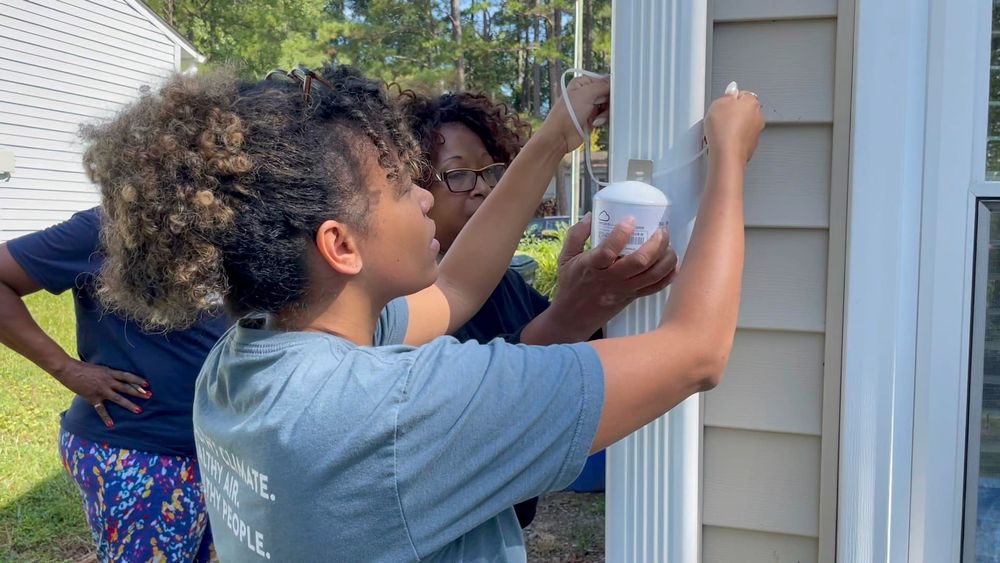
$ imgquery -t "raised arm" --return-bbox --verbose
[589,90,764,452]
[403,76,610,345]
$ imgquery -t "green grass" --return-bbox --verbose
[0,292,91,562]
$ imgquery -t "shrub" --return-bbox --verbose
[516,222,570,299]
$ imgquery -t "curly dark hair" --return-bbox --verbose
[398,91,531,187]
[83,64,423,330]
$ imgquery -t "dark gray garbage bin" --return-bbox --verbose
[509,254,539,286]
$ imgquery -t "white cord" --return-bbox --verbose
[560,71,735,185]
[561,68,610,188]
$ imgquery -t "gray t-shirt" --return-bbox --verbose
[193,298,604,562]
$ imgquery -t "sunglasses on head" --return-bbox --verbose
[264,67,335,101]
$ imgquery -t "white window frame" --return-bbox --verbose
[839,0,994,560]
[961,3,1000,560]
[963,199,999,562]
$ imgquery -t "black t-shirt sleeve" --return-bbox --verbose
[495,270,550,344]
[526,281,551,318]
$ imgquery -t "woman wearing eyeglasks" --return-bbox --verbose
[402,92,681,527]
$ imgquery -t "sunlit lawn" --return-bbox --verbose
[0,291,91,562]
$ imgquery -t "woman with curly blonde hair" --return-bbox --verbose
[88,62,762,561]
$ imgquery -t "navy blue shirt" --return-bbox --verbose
[7,208,230,456]
[453,269,551,345]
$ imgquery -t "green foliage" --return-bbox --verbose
[145,0,329,78]
[516,222,570,299]
[146,1,613,127]
[988,9,1000,179]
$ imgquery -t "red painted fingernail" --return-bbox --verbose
[105,421,114,428]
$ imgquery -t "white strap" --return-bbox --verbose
[561,68,610,188]
[560,70,732,186]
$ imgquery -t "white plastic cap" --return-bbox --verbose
[593,180,669,206]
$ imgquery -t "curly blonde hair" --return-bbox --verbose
[83,64,422,330]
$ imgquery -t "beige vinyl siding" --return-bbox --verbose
[701,0,852,560]
[704,429,822,536]
[0,0,178,241]
[714,0,837,22]
[712,19,837,123]
[704,331,825,436]
[742,126,833,229]
[740,229,829,332]
[703,527,818,563]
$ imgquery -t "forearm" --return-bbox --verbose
[590,168,748,449]
[658,151,746,367]
[518,305,597,345]
[437,129,566,332]
[0,283,74,378]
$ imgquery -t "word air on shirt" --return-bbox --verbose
[195,428,276,560]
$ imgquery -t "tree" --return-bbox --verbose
[546,5,567,213]
[582,0,595,209]
[450,0,466,90]
[145,0,328,79]
[530,1,543,117]
[145,0,615,208]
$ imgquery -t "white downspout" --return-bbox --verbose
[605,1,707,562]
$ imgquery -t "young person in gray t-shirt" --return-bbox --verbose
[84,64,763,562]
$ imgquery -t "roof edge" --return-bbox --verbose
[124,0,206,64]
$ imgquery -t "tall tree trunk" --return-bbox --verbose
[530,1,542,117]
[329,0,345,18]
[427,0,436,69]
[547,8,563,101]
[582,0,596,210]
[481,8,491,96]
[162,0,175,26]
[548,8,567,215]
[450,0,465,90]
[518,23,528,112]
[583,0,594,72]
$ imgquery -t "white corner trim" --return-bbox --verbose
[125,0,206,64]
[908,0,985,559]
[837,0,929,559]
[841,0,990,560]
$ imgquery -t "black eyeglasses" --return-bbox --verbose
[434,163,507,193]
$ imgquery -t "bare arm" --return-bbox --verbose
[404,76,610,345]
[0,245,70,375]
[0,244,149,426]
[589,91,764,452]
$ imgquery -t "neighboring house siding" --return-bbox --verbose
[702,0,852,561]
[0,0,178,242]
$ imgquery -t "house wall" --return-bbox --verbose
[0,0,179,242]
[701,0,852,561]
